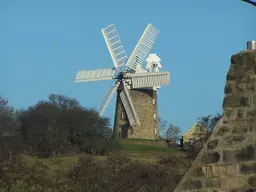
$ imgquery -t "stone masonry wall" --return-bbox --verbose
[174,49,256,191]
[113,87,159,140]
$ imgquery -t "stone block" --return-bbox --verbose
[240,163,256,174]
[222,135,246,146]
[227,66,238,81]
[231,51,254,71]
[182,179,202,190]
[222,164,237,176]
[223,145,256,163]
[230,53,244,69]
[204,178,221,188]
[232,125,248,134]
[207,140,219,150]
[230,188,256,192]
[246,81,255,92]
[236,109,247,119]
[249,123,256,132]
[240,96,250,107]
[235,80,255,93]
[223,109,234,119]
[201,152,220,164]
[235,82,247,92]
[246,135,254,143]
[229,119,249,125]
[225,83,233,94]
[224,177,247,189]
[202,166,213,178]
[190,167,205,177]
[216,125,230,136]
[223,95,250,108]
[202,165,222,178]
[212,166,222,178]
[248,176,256,188]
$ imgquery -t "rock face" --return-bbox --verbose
[113,88,159,140]
[174,49,256,192]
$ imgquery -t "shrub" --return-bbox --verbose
[79,136,122,155]
[68,155,109,191]
[158,154,188,167]
[106,151,131,168]
[0,155,52,191]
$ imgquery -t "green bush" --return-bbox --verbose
[79,136,122,155]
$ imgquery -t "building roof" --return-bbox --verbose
[183,122,207,142]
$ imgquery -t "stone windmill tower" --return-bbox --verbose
[75,24,170,139]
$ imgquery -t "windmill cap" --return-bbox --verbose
[146,53,161,62]
[247,40,256,50]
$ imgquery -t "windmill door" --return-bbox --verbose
[121,127,128,139]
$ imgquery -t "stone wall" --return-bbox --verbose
[174,49,256,191]
[113,87,159,140]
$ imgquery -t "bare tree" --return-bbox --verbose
[197,113,222,140]
[0,96,15,136]
[187,113,222,156]
[158,118,168,139]
[158,118,181,146]
[165,124,181,141]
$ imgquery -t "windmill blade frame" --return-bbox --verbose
[120,80,141,126]
[125,24,160,72]
[98,81,121,116]
[75,68,115,83]
[102,24,129,73]
[126,71,170,89]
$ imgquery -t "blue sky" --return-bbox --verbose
[1,0,256,134]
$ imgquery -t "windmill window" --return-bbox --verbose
[152,98,156,104]
[121,111,125,119]
[154,128,157,135]
[153,113,156,119]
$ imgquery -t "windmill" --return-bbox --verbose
[75,24,170,139]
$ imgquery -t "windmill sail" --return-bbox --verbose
[98,81,120,116]
[102,24,128,72]
[120,81,140,126]
[75,68,115,82]
[125,24,159,72]
[126,72,170,89]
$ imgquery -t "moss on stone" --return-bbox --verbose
[207,140,219,150]
[201,152,220,164]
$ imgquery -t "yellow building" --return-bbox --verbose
[183,123,207,143]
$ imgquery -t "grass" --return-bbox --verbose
[124,138,162,142]
[19,141,178,180]
[20,142,177,170]
[21,154,79,179]
[121,142,177,152]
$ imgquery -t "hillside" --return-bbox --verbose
[0,140,192,192]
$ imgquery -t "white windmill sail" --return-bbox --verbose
[126,72,170,89]
[75,68,115,82]
[125,24,159,72]
[120,80,140,126]
[102,24,128,72]
[98,81,121,116]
